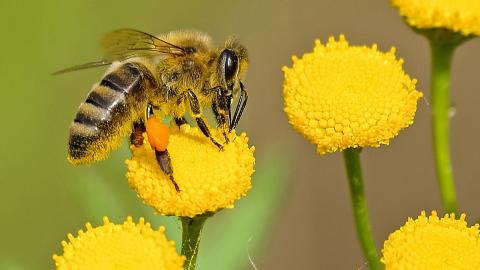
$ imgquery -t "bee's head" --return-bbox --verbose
[209,38,248,131]
[216,38,248,94]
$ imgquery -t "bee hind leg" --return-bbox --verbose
[130,121,146,147]
[186,90,223,150]
[143,104,181,192]
[130,104,156,147]
[155,149,180,192]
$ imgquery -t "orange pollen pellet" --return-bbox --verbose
[146,118,170,151]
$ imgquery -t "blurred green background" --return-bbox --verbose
[0,1,290,269]
[1,0,480,269]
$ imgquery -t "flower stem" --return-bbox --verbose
[343,148,384,270]
[180,214,210,270]
[429,38,458,215]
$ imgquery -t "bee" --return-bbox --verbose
[56,29,249,191]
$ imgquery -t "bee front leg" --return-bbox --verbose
[212,96,230,144]
[186,90,223,150]
[202,86,230,143]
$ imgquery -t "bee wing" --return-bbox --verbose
[52,60,112,75]
[53,29,185,75]
[101,28,185,60]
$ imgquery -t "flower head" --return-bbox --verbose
[126,125,255,217]
[382,211,480,270]
[283,35,422,154]
[53,217,184,270]
[391,0,480,36]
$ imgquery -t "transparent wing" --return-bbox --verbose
[53,29,185,75]
[52,60,111,75]
[101,28,185,60]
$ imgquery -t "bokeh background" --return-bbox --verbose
[1,0,480,269]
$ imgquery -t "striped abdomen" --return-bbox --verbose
[68,62,155,164]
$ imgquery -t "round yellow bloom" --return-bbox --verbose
[126,125,255,217]
[283,35,422,154]
[53,217,184,270]
[382,211,480,270]
[392,0,480,36]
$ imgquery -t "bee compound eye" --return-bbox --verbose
[222,49,238,81]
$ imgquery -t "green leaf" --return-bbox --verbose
[66,172,128,221]
[196,152,290,270]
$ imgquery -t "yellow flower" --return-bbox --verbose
[382,211,480,270]
[126,125,255,217]
[391,0,480,36]
[283,35,422,154]
[53,217,184,270]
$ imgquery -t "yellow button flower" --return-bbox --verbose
[283,35,422,154]
[382,211,480,270]
[126,125,255,217]
[391,0,480,36]
[53,217,184,270]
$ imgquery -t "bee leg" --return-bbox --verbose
[203,86,230,143]
[212,100,230,144]
[145,104,180,192]
[230,82,248,131]
[186,90,223,150]
[196,117,223,150]
[130,121,146,147]
[155,149,180,192]
[174,117,188,128]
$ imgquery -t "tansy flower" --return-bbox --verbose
[391,0,480,36]
[283,35,422,154]
[53,216,184,270]
[382,211,480,270]
[126,124,255,217]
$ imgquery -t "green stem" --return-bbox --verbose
[429,39,458,214]
[343,148,384,270]
[180,214,210,270]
